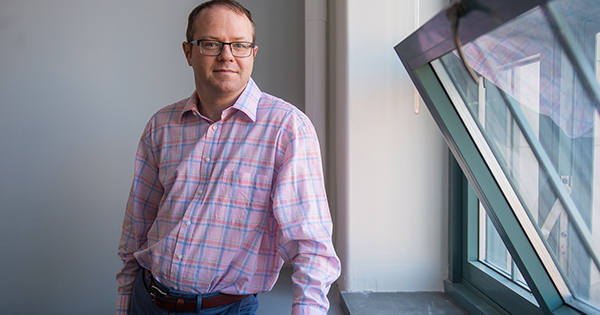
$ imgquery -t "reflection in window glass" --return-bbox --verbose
[437,0,600,309]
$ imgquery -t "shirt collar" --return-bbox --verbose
[230,77,260,122]
[179,77,261,123]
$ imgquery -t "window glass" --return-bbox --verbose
[480,202,530,289]
[436,0,600,308]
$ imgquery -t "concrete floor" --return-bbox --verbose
[340,291,468,315]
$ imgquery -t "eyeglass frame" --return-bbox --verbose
[187,40,256,58]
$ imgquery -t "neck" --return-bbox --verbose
[195,90,240,122]
[196,97,229,122]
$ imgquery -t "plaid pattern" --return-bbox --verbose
[116,78,340,315]
[461,3,598,138]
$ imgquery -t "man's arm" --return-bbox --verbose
[272,121,341,315]
[116,127,163,315]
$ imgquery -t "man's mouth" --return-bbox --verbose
[214,69,236,73]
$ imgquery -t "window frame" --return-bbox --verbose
[448,154,545,315]
[394,1,599,313]
[418,60,565,313]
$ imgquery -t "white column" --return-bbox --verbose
[305,0,328,169]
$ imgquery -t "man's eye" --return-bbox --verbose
[233,43,250,49]
[203,42,220,48]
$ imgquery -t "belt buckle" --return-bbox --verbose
[150,284,199,312]
[150,283,168,302]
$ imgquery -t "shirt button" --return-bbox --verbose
[211,125,217,131]
[173,285,179,290]
[176,254,182,260]
[185,221,191,226]
[204,157,210,162]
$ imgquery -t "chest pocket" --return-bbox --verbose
[213,169,271,227]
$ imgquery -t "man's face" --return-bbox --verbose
[184,5,257,101]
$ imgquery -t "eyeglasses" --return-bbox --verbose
[188,40,256,58]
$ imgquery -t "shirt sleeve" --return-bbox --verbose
[272,120,342,315]
[116,124,163,315]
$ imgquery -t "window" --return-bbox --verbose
[480,203,530,291]
[395,0,600,313]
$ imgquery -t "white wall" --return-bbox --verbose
[0,1,303,314]
[332,0,450,292]
[1,0,453,312]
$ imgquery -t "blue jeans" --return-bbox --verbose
[130,269,259,315]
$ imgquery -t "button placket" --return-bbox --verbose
[202,123,218,165]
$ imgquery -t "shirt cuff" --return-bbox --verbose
[115,293,131,315]
[292,303,328,315]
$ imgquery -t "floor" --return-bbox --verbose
[257,266,468,315]
[340,292,468,315]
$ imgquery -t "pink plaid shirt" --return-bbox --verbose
[116,78,340,314]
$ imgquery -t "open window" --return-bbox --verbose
[395,0,600,313]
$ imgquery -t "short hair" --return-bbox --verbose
[186,0,256,43]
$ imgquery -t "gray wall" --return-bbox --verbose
[0,1,304,314]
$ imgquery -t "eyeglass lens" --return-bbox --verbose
[199,41,253,57]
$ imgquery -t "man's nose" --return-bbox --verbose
[217,43,235,60]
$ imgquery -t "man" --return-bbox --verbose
[116,1,341,314]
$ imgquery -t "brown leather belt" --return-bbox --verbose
[145,269,249,312]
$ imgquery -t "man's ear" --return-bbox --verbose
[183,42,193,66]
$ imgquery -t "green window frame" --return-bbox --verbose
[448,154,547,315]
[395,0,600,314]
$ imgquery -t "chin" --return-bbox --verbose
[214,79,243,90]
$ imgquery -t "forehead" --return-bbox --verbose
[193,6,254,40]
